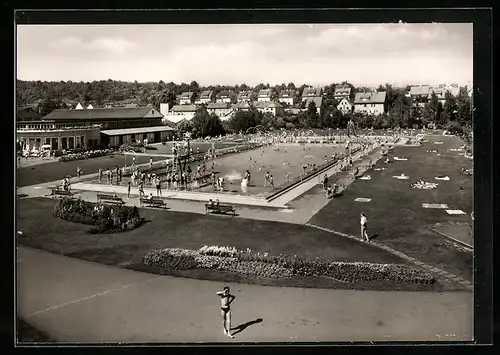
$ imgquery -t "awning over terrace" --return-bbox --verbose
[100,126,174,136]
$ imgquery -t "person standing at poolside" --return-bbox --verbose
[127,181,131,198]
[217,286,236,338]
[360,212,370,242]
[322,174,329,191]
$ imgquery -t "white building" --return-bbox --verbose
[165,104,198,123]
[354,91,387,115]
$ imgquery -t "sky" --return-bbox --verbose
[16,23,473,87]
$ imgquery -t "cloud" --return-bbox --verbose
[49,35,137,54]
[304,24,468,55]
[84,37,137,53]
[50,36,83,48]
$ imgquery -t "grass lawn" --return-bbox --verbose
[16,197,460,292]
[17,318,54,343]
[308,135,473,281]
[16,154,165,187]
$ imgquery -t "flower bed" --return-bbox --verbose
[144,245,434,284]
[53,198,143,234]
[58,149,114,162]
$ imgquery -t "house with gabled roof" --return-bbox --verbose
[408,85,430,107]
[334,86,351,101]
[179,92,195,105]
[207,102,234,120]
[301,87,322,102]
[253,101,284,116]
[439,83,460,96]
[166,104,198,123]
[195,90,215,105]
[353,91,387,115]
[257,89,272,102]
[215,90,233,104]
[428,88,447,105]
[237,90,254,103]
[233,101,252,112]
[278,90,295,106]
[337,97,353,115]
[304,96,323,115]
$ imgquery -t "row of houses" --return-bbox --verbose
[176,86,353,106]
[405,83,470,107]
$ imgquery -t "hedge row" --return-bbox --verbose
[144,246,435,284]
[53,198,143,234]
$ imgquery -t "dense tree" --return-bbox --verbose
[441,91,458,124]
[227,109,262,133]
[305,101,319,128]
[190,106,225,138]
[455,90,472,125]
[176,119,194,137]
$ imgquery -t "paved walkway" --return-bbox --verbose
[17,247,473,343]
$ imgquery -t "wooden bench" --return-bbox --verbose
[205,203,236,217]
[140,197,167,209]
[51,189,74,198]
[96,193,125,205]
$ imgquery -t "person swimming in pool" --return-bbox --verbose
[216,286,236,338]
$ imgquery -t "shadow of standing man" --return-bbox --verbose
[230,318,263,336]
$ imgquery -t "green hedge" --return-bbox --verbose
[53,198,143,234]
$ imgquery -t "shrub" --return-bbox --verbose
[53,198,143,234]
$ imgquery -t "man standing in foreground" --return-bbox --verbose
[360,212,370,242]
[216,286,236,338]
